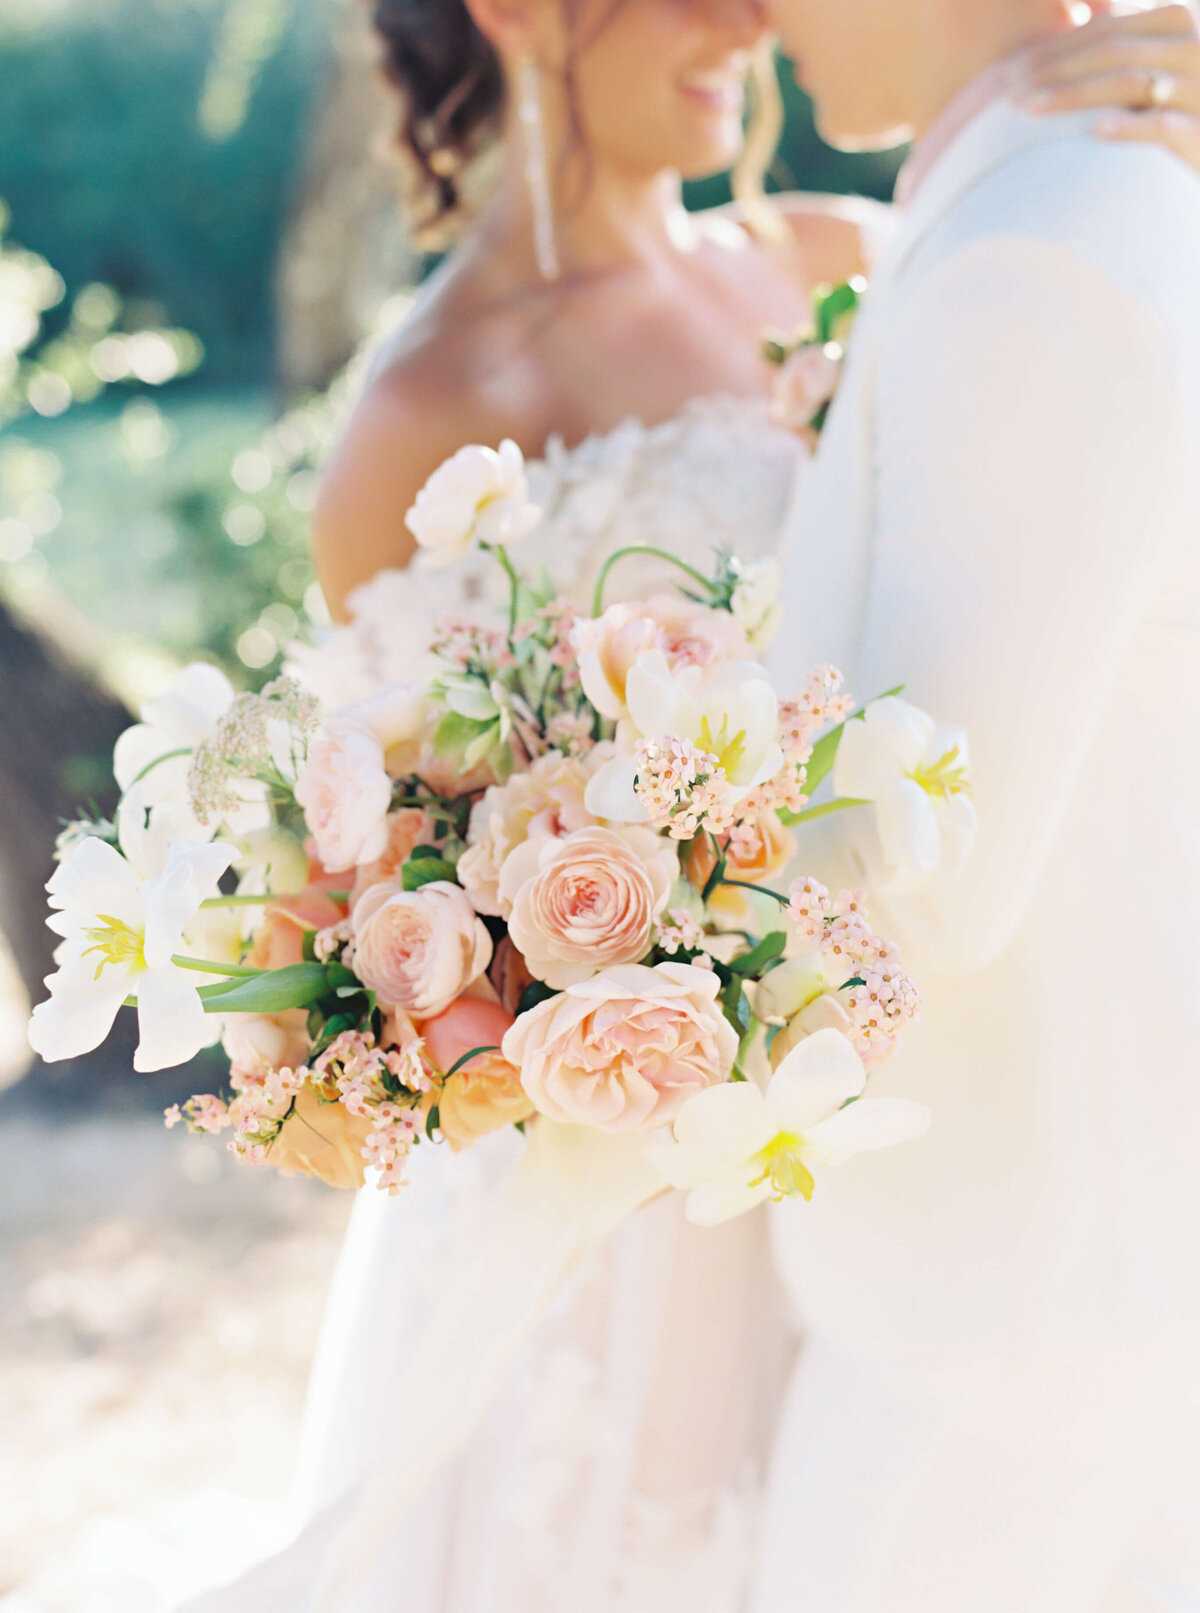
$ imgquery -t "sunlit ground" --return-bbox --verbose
[0,1089,351,1609]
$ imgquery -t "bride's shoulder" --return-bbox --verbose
[313,265,558,619]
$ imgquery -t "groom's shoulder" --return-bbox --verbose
[911,128,1200,342]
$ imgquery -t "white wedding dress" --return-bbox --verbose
[181,394,804,1613]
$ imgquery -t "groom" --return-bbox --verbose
[760,2,1200,1611]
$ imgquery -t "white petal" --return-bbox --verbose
[876,777,940,873]
[864,697,936,770]
[47,837,142,928]
[625,650,702,742]
[27,958,130,1064]
[766,1027,867,1132]
[831,717,895,802]
[583,754,648,823]
[133,967,212,1073]
[142,841,237,968]
[684,1175,774,1226]
[672,1080,775,1169]
[143,662,235,733]
[801,1097,932,1167]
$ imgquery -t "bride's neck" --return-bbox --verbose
[477,158,694,287]
[908,0,1071,136]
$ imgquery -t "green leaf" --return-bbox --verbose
[425,1105,440,1141]
[779,796,869,829]
[434,710,490,756]
[517,980,558,1016]
[401,856,459,891]
[200,962,330,1015]
[721,974,751,1036]
[408,844,444,862]
[443,1044,502,1079]
[324,962,359,991]
[802,724,844,796]
[729,931,788,978]
[815,279,862,345]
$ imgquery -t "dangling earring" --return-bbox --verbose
[517,55,561,283]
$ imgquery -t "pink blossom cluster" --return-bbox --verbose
[787,877,920,1063]
[224,1063,309,1164]
[654,906,708,956]
[163,1094,230,1135]
[314,1028,431,1113]
[430,616,514,671]
[361,1105,422,1193]
[526,597,585,682]
[634,737,737,839]
[544,710,595,755]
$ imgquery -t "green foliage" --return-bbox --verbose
[0,0,335,385]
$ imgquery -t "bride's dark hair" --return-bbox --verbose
[371,0,505,246]
[371,0,783,250]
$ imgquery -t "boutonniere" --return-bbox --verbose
[763,277,865,446]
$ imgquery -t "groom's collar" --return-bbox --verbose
[879,76,1095,289]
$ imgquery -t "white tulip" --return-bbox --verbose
[585,649,782,822]
[113,662,234,806]
[645,1027,930,1225]
[27,835,236,1073]
[833,695,976,892]
[405,439,542,567]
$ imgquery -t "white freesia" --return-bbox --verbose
[27,835,237,1074]
[833,695,976,892]
[405,439,542,566]
[645,1027,930,1225]
[585,649,783,823]
[729,557,784,651]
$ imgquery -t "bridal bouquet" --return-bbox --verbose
[29,439,972,1224]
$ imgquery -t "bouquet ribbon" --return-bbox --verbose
[309,1120,665,1611]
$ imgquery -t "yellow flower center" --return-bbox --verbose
[750,1133,816,1203]
[697,714,748,780]
[909,744,970,800]
[82,914,146,980]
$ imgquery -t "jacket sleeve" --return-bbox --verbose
[849,230,1191,972]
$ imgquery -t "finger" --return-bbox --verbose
[1094,105,1200,166]
[1022,34,1200,90]
[1020,62,1200,113]
[1027,0,1198,70]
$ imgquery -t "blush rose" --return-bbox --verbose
[351,879,493,1020]
[502,961,737,1133]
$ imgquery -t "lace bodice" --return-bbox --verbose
[289,394,803,708]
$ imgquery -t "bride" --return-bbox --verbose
[184,3,1200,1611]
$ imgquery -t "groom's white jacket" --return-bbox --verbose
[772,102,1200,1351]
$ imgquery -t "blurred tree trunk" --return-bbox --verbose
[0,600,129,1007]
[276,2,418,393]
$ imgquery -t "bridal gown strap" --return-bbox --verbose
[175,394,804,1613]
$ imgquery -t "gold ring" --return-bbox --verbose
[1148,70,1176,109]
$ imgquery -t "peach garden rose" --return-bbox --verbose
[457,749,599,918]
[503,825,676,989]
[502,961,737,1133]
[572,594,753,723]
[422,996,534,1150]
[351,879,493,1020]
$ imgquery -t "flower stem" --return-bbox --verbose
[483,543,521,638]
[782,797,869,827]
[170,956,263,977]
[719,878,790,907]
[591,547,714,617]
[127,748,192,787]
